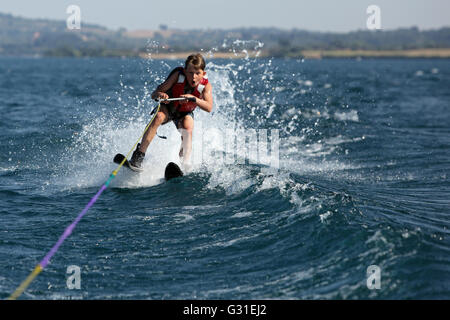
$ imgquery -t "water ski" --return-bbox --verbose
[113,153,143,173]
[113,154,183,179]
[165,162,183,181]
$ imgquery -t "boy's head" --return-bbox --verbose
[185,53,206,71]
[184,53,206,87]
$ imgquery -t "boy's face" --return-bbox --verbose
[184,63,205,87]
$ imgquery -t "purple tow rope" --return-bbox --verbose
[8,103,161,300]
[40,181,110,268]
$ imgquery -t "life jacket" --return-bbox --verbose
[170,67,208,113]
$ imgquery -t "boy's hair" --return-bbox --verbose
[185,53,206,71]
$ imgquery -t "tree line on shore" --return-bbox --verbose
[1,12,449,58]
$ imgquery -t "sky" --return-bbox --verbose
[1,0,449,32]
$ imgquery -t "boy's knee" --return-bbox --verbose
[183,117,194,133]
[155,111,166,124]
[179,123,193,137]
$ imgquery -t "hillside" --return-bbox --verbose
[1,12,449,58]
[0,12,142,57]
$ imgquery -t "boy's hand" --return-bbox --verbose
[180,94,197,104]
[155,92,170,103]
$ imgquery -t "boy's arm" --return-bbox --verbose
[151,71,179,101]
[181,83,213,113]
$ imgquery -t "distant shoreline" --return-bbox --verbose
[300,48,450,59]
[138,51,262,60]
[139,48,450,59]
[2,12,450,60]
[1,48,449,59]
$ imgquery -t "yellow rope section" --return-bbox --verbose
[7,265,43,300]
[113,103,160,175]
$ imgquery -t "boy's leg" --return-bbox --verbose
[178,115,194,164]
[139,106,169,153]
[129,106,169,169]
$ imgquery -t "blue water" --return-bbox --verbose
[0,56,449,299]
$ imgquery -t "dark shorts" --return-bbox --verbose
[163,104,194,129]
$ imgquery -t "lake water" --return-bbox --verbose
[0,56,449,299]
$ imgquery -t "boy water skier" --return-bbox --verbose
[129,53,213,171]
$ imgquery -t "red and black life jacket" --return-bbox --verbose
[169,67,208,112]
